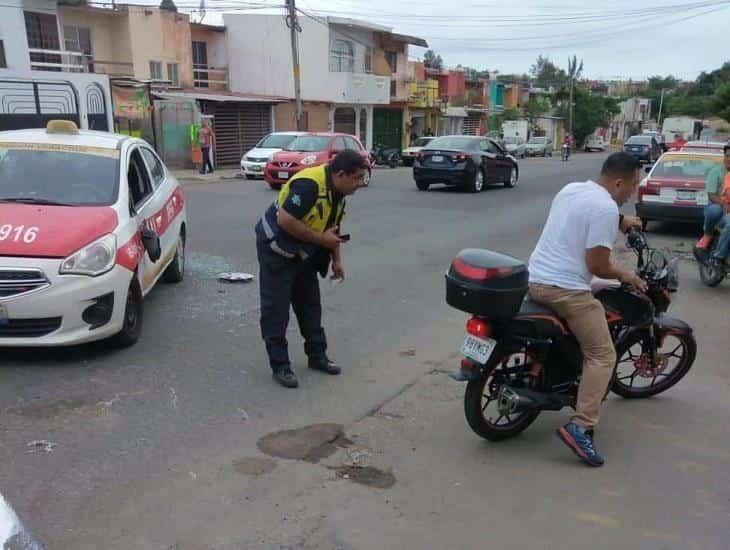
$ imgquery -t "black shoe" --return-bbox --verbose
[308,356,341,375]
[273,366,299,388]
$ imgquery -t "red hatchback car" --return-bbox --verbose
[636,150,724,229]
[264,132,371,189]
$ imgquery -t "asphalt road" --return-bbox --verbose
[1,153,728,549]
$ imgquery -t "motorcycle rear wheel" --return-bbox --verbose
[611,329,696,399]
[699,257,725,287]
[464,351,541,441]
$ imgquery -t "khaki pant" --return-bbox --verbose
[528,284,617,428]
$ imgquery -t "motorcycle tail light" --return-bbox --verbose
[453,258,512,280]
[454,154,468,162]
[467,316,491,338]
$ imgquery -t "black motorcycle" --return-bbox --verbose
[446,229,695,441]
[370,143,401,168]
[696,224,728,287]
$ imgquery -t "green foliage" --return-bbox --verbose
[557,86,619,145]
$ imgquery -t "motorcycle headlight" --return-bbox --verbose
[60,233,117,277]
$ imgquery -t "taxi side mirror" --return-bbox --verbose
[141,226,161,263]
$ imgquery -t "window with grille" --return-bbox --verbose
[149,61,162,80]
[329,39,354,72]
[364,46,372,73]
[24,11,61,70]
[385,51,397,73]
[0,41,6,69]
[167,63,180,87]
[63,25,92,71]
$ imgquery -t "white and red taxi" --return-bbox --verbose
[636,150,722,229]
[0,121,186,347]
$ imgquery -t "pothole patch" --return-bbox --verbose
[257,423,349,463]
[332,465,396,489]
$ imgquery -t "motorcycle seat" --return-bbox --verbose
[506,299,569,339]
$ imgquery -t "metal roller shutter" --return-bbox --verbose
[202,102,272,166]
[462,114,481,136]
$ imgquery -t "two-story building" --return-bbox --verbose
[224,14,424,151]
[611,96,651,143]
[0,0,113,132]
[406,61,440,143]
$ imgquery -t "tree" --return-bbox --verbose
[525,96,552,131]
[712,83,730,123]
[566,55,584,137]
[423,50,443,71]
[529,55,567,89]
[557,86,618,146]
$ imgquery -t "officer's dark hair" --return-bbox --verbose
[601,152,641,180]
[724,144,730,156]
[330,149,368,175]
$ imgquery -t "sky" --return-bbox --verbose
[188,0,729,81]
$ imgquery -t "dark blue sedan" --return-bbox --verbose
[623,135,662,164]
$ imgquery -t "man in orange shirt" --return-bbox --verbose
[706,145,730,269]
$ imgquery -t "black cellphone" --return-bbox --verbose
[339,233,351,242]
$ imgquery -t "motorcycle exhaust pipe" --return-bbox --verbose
[497,385,570,414]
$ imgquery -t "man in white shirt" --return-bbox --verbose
[528,152,646,467]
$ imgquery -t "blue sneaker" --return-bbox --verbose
[557,423,605,467]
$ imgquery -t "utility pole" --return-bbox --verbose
[285,0,303,131]
[657,88,665,127]
[568,75,574,140]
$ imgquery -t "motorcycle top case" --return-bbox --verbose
[446,248,528,318]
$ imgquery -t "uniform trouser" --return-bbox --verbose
[257,241,327,371]
[528,284,617,429]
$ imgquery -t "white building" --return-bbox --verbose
[611,97,652,142]
[0,0,113,132]
[223,13,392,149]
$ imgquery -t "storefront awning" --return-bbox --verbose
[152,90,287,103]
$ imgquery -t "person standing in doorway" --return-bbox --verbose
[199,119,216,174]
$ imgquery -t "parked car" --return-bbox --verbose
[636,149,724,229]
[525,136,553,157]
[584,135,607,152]
[642,130,666,152]
[413,135,518,193]
[401,137,435,166]
[503,136,526,158]
[265,133,372,190]
[680,140,728,155]
[0,120,187,347]
[623,135,661,164]
[240,131,305,179]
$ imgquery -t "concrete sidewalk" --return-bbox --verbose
[173,167,244,183]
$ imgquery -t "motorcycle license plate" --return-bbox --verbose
[431,155,444,163]
[460,334,497,364]
[277,171,289,180]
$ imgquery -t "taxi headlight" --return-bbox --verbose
[60,233,117,277]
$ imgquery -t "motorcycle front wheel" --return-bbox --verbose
[611,329,696,399]
[464,350,541,441]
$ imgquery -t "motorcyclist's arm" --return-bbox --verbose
[706,168,723,205]
[586,247,646,291]
[586,246,625,280]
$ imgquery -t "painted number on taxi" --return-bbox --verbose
[0,224,39,244]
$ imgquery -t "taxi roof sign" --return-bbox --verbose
[46,120,79,135]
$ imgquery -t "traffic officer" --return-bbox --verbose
[255,150,368,388]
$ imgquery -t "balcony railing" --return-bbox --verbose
[29,48,86,71]
[28,49,134,77]
[193,65,228,90]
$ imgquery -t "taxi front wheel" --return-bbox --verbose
[112,277,143,348]
[163,232,185,284]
